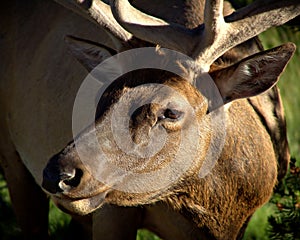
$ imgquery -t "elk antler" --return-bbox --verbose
[109,0,196,54]
[110,0,300,72]
[56,0,300,72]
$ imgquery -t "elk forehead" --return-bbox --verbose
[96,69,208,120]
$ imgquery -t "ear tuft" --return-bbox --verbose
[65,35,117,72]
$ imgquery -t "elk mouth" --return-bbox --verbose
[42,147,114,215]
[49,187,111,215]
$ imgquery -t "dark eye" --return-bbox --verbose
[159,109,183,121]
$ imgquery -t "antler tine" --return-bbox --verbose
[54,0,132,50]
[88,0,132,42]
[192,0,226,72]
[204,0,224,38]
[109,0,196,54]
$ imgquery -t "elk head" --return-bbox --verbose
[43,0,298,215]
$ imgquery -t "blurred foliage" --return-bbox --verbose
[137,230,161,240]
[0,173,22,240]
[267,158,300,240]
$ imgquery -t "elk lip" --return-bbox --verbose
[50,190,109,215]
[50,186,111,201]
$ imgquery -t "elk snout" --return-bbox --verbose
[42,153,83,194]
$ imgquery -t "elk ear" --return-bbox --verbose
[211,43,296,104]
[65,35,117,72]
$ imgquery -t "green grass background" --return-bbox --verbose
[1,7,300,240]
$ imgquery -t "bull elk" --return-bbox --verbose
[1,0,300,239]
[42,0,300,238]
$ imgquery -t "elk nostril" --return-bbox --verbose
[43,167,83,194]
[59,168,83,191]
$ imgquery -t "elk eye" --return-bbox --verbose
[159,109,183,121]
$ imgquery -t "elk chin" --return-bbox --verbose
[51,191,107,215]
